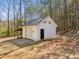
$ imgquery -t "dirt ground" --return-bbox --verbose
[0,37,17,42]
[0,37,40,59]
[0,36,79,59]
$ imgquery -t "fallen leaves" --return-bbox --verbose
[1,36,79,59]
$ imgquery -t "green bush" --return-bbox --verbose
[0,28,14,38]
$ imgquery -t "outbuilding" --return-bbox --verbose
[22,16,57,41]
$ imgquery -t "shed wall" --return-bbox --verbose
[37,17,57,40]
[22,16,57,41]
[22,26,38,41]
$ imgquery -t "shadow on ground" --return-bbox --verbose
[0,38,43,48]
[0,38,44,59]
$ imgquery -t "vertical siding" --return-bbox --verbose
[22,26,26,38]
[22,26,38,41]
[37,17,57,40]
[26,26,32,39]
[32,26,38,41]
[22,16,57,41]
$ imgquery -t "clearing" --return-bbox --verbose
[0,36,79,59]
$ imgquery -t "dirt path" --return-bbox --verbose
[0,37,38,59]
[1,36,79,59]
[0,37,17,42]
[0,37,19,59]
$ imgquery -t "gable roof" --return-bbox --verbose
[23,18,44,26]
[46,16,58,27]
[22,16,57,27]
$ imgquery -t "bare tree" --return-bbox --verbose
[7,0,10,36]
[49,0,52,18]
[13,0,16,36]
[6,0,13,36]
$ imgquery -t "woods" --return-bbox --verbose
[0,1,79,59]
[0,0,79,38]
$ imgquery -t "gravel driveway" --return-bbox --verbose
[8,38,38,47]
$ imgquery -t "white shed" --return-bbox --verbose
[22,16,57,41]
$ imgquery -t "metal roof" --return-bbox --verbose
[22,16,57,27]
[22,17,45,26]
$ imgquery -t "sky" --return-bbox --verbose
[0,0,41,20]
[0,0,42,21]
[0,0,21,20]
[0,0,72,21]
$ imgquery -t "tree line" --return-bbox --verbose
[0,0,79,37]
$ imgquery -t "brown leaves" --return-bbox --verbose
[2,36,79,59]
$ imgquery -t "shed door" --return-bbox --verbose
[40,29,44,40]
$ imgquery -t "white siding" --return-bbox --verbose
[22,26,38,41]
[31,26,38,41]
[37,17,57,40]
[22,16,57,41]
[22,26,26,38]
[26,26,32,39]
